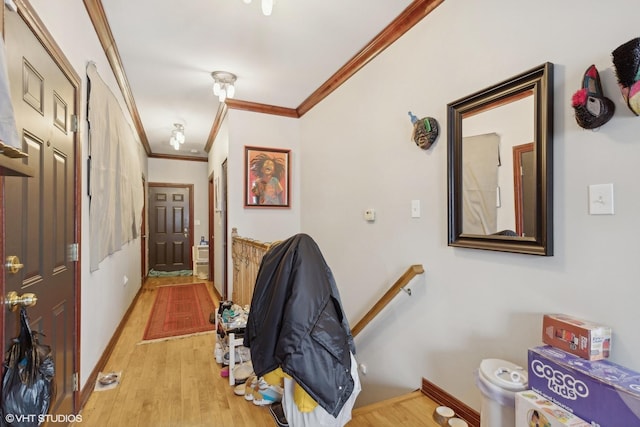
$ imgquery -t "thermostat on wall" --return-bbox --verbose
[364,209,375,222]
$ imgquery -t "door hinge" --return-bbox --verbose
[72,372,79,392]
[68,243,79,262]
[71,114,79,132]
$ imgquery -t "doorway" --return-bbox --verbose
[513,143,535,237]
[148,183,194,272]
[208,174,215,282]
[221,159,229,299]
[141,177,147,279]
[2,6,80,415]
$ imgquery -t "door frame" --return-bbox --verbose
[141,177,147,280]
[513,142,534,237]
[147,183,195,271]
[222,159,228,300]
[208,174,214,282]
[0,2,82,412]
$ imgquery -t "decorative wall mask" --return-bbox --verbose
[612,37,640,116]
[571,65,615,129]
[408,111,439,149]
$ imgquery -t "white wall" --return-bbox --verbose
[223,110,302,296]
[26,0,147,388]
[300,0,640,410]
[226,109,301,242]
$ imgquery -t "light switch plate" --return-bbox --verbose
[411,200,421,218]
[588,183,614,215]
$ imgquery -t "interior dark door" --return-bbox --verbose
[3,9,78,416]
[148,184,193,272]
[513,143,535,237]
[141,178,147,279]
[521,150,536,237]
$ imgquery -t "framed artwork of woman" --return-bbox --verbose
[244,146,290,208]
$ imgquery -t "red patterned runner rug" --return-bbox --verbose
[141,282,216,343]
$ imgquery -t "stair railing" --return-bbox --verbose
[230,230,425,337]
[231,228,271,307]
[350,264,424,338]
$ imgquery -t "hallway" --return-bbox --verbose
[78,276,274,426]
[77,276,444,426]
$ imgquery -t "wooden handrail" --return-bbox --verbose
[351,264,424,338]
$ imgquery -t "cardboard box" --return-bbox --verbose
[542,314,611,360]
[528,346,640,427]
[516,390,590,426]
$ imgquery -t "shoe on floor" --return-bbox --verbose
[252,379,283,406]
[233,382,246,396]
[244,375,258,401]
[223,350,240,365]
[233,361,254,384]
[269,402,288,426]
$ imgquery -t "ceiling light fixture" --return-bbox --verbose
[169,123,185,150]
[242,0,274,16]
[211,71,237,103]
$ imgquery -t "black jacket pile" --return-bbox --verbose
[244,233,356,417]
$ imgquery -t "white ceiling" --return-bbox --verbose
[99,0,414,158]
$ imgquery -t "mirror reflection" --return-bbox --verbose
[447,63,553,256]
[461,93,534,237]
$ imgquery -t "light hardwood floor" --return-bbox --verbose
[77,276,443,426]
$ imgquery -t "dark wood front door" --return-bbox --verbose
[2,8,79,416]
[148,184,193,272]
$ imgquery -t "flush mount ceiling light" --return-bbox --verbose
[169,123,185,150]
[211,71,237,103]
[242,0,274,16]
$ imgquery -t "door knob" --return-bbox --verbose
[5,291,37,312]
[184,227,189,238]
[5,256,24,274]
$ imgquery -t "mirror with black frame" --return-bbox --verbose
[447,63,553,256]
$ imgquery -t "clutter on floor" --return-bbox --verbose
[541,313,611,361]
[214,300,288,424]
[215,234,363,427]
[515,390,590,427]
[240,234,362,426]
[479,313,640,426]
[527,344,640,426]
[433,406,471,426]
[94,371,122,391]
[269,402,289,427]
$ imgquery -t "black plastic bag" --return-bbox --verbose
[1,307,55,427]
